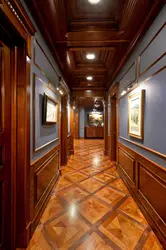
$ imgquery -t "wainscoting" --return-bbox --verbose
[117,142,166,248]
[30,145,60,234]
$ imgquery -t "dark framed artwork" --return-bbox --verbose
[42,93,58,125]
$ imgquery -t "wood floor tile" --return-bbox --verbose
[58,185,89,204]
[96,186,126,206]
[94,172,116,183]
[76,232,113,250]
[142,232,163,250]
[79,196,110,224]
[44,212,90,249]
[40,195,66,223]
[66,172,87,183]
[118,196,148,226]
[61,166,75,175]
[27,225,51,250]
[54,177,72,191]
[99,211,144,250]
[105,167,120,177]
[79,177,105,193]
[80,167,99,177]
[109,178,130,194]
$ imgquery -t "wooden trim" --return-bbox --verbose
[119,61,137,83]
[34,40,68,92]
[138,22,166,77]
[33,73,59,153]
[0,0,35,39]
[119,65,166,100]
[119,136,166,160]
[109,83,119,161]
[109,0,164,88]
[61,95,68,166]
[31,143,60,166]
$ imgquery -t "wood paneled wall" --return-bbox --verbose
[117,142,166,248]
[30,145,60,233]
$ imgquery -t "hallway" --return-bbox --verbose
[27,140,163,250]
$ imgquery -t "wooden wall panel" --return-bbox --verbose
[138,163,166,223]
[35,152,59,202]
[117,142,166,248]
[30,145,60,233]
[118,147,135,183]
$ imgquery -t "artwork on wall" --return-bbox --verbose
[88,113,103,127]
[42,93,58,125]
[128,89,145,139]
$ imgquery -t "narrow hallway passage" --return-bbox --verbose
[27,140,163,250]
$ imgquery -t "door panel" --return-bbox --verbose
[0,42,11,250]
[110,97,117,161]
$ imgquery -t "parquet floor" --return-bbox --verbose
[27,139,163,250]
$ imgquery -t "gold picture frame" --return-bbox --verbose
[128,89,145,139]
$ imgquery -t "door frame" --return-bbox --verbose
[0,1,35,248]
[109,83,119,161]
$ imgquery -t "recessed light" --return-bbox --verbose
[86,53,95,60]
[87,76,93,81]
[88,0,101,4]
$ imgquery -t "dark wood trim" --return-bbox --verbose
[33,73,59,153]
[0,1,35,249]
[119,136,166,160]
[119,61,137,84]
[118,64,166,99]
[0,0,35,40]
[117,141,166,248]
[109,0,164,88]
[61,95,68,166]
[138,22,166,77]
[109,83,119,161]
[104,96,108,155]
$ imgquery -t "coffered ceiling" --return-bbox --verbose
[24,0,164,91]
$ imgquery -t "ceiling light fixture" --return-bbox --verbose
[87,76,93,81]
[86,53,95,60]
[121,90,127,96]
[88,0,101,4]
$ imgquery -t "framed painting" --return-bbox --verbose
[42,93,58,125]
[128,90,145,139]
[88,113,103,126]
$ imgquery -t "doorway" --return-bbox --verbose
[0,11,31,248]
[110,83,119,162]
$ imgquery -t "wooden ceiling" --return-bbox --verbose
[78,97,104,111]
[24,0,164,91]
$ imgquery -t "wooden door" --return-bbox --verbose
[110,96,117,161]
[0,42,11,249]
